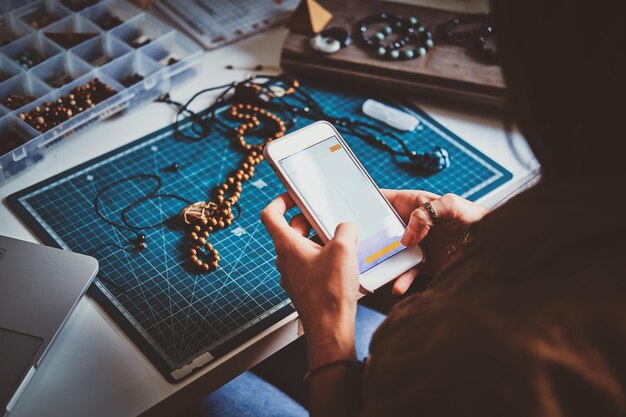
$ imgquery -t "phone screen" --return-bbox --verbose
[278,136,407,273]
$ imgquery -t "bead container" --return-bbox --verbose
[0,0,202,183]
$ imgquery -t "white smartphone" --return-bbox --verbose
[264,121,424,293]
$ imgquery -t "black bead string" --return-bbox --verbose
[356,12,434,60]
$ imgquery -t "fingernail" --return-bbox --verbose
[401,229,413,246]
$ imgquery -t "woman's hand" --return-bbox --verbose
[260,193,359,369]
[384,190,488,293]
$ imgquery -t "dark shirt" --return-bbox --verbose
[363,176,626,416]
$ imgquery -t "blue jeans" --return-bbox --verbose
[179,305,386,417]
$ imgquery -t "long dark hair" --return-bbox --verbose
[491,0,625,177]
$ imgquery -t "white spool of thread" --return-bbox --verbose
[362,99,419,131]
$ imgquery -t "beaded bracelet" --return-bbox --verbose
[303,359,363,383]
[357,12,434,60]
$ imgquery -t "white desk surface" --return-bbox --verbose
[0,27,537,417]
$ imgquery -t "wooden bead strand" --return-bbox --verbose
[179,80,297,272]
[229,104,287,152]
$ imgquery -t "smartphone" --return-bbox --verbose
[264,121,424,292]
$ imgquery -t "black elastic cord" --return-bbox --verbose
[284,86,418,159]
[94,174,193,231]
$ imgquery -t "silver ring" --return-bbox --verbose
[423,201,441,224]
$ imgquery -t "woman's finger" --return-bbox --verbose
[438,193,488,224]
[391,267,418,295]
[332,222,359,249]
[400,196,451,246]
[401,206,433,247]
[401,194,488,246]
[289,213,311,237]
[260,193,300,245]
[382,189,440,222]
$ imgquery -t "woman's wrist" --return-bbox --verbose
[305,317,356,370]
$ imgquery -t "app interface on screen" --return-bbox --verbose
[279,136,406,273]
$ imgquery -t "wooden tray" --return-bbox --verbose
[280,0,506,108]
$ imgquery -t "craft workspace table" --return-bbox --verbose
[0,27,537,417]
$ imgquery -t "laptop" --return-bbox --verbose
[0,236,98,417]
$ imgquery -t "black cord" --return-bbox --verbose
[157,81,240,141]
[283,86,418,158]
[94,173,193,231]
[160,73,441,167]
[88,243,139,294]
[121,193,192,230]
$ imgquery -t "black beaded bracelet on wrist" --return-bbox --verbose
[303,359,363,383]
[356,12,434,60]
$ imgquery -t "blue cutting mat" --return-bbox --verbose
[7,81,512,381]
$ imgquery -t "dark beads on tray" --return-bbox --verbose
[28,12,61,29]
[121,73,144,87]
[61,0,98,11]
[2,94,36,110]
[0,129,26,155]
[19,78,117,132]
[95,14,124,30]
[15,49,46,69]
[45,32,98,48]
[129,35,151,48]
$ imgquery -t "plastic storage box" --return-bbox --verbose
[0,0,202,183]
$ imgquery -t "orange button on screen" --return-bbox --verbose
[365,240,401,265]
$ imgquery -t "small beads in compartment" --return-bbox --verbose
[95,14,124,30]
[159,55,179,66]
[61,0,99,12]
[0,129,26,154]
[45,32,98,48]
[15,49,46,69]
[120,73,144,87]
[19,78,116,132]
[129,35,151,48]
[0,71,12,82]
[27,12,62,30]
[2,93,35,110]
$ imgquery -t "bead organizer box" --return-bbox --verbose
[154,0,300,50]
[0,0,202,183]
[8,79,512,381]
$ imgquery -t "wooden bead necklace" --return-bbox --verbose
[179,100,289,272]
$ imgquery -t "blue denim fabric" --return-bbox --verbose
[180,305,386,417]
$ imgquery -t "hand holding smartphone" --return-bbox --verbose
[264,121,424,292]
